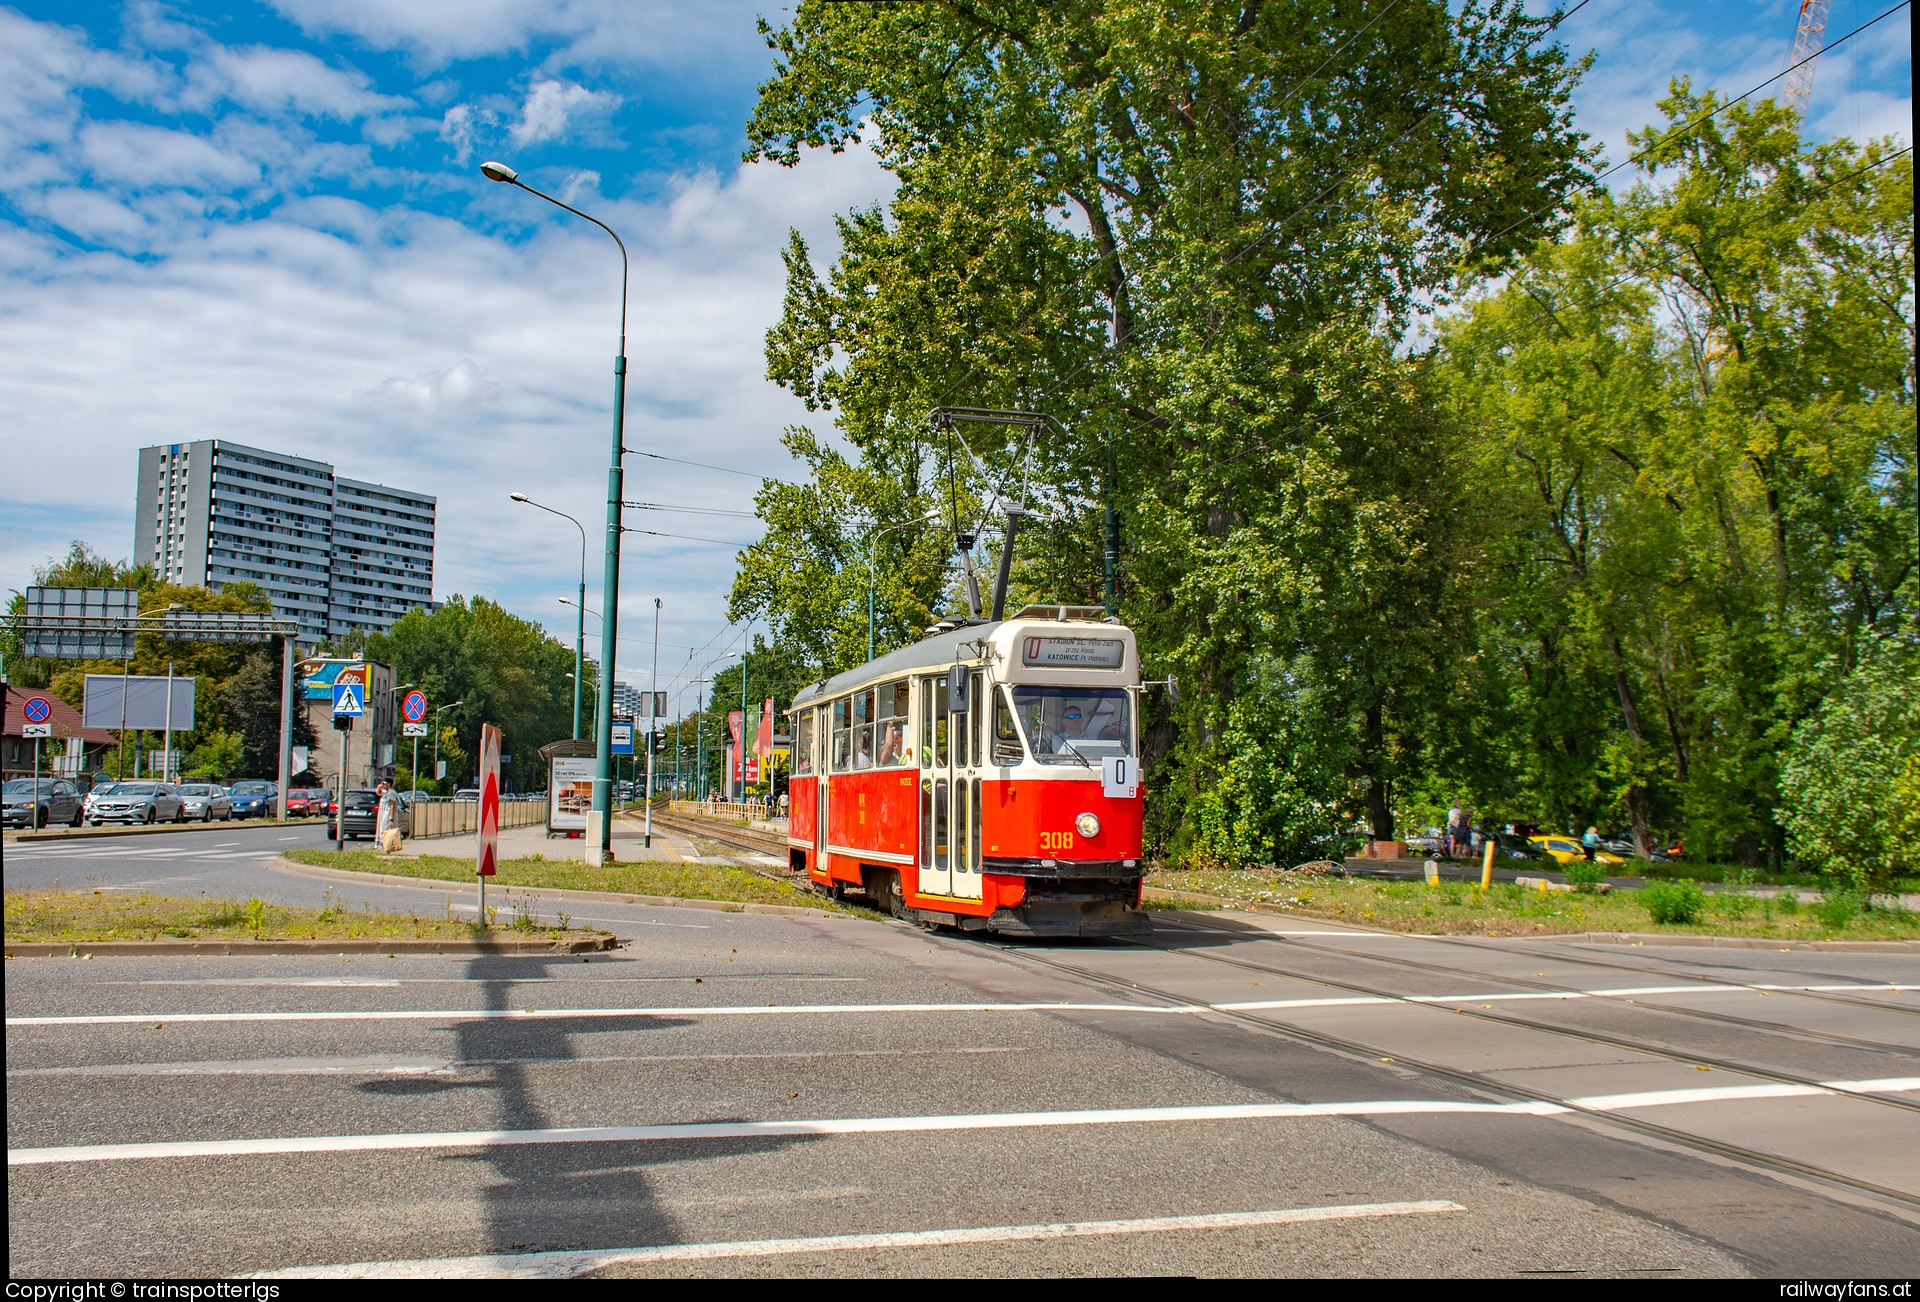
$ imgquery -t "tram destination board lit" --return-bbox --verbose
[1022,636,1124,668]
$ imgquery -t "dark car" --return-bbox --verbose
[228,780,278,819]
[3,778,83,829]
[330,788,380,840]
[1491,831,1548,861]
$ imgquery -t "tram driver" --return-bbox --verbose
[1046,702,1093,755]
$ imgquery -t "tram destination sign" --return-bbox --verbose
[1021,636,1124,669]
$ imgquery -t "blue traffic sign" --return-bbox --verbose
[610,722,634,754]
[402,690,427,723]
[22,696,53,724]
[332,682,366,716]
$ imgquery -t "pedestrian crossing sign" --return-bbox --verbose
[332,681,366,716]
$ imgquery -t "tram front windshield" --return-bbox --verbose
[1008,687,1133,765]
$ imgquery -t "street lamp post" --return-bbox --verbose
[511,493,587,741]
[483,159,628,866]
[646,596,660,847]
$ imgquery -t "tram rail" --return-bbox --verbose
[1145,913,1920,1061]
[978,930,1920,1207]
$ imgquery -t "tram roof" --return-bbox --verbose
[791,607,1126,710]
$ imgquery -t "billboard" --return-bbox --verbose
[548,756,596,831]
[83,675,196,731]
[23,588,136,660]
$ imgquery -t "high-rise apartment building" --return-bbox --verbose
[135,440,436,645]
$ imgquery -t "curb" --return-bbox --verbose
[1138,887,1920,951]
[270,856,851,920]
[3,935,619,958]
[13,819,325,844]
[1545,931,1920,953]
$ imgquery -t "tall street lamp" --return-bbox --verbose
[511,492,587,741]
[483,159,629,866]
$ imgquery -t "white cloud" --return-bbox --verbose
[183,44,412,120]
[359,358,501,408]
[78,121,261,189]
[510,79,618,146]
[263,0,765,74]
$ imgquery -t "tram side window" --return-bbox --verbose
[831,696,852,771]
[849,688,876,769]
[875,680,910,767]
[992,686,1025,765]
[793,710,814,777]
[930,676,950,766]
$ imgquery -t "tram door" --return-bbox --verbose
[919,672,985,901]
[813,706,829,875]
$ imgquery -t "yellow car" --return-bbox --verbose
[1530,835,1627,866]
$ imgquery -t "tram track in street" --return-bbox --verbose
[977,932,1920,1209]
[1144,914,1920,1062]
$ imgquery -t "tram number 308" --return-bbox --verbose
[1040,830,1076,852]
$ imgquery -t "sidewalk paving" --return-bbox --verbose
[380,815,715,865]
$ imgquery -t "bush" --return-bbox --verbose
[1563,859,1607,892]
[1642,878,1706,925]
[1812,888,1864,930]
[1778,634,1920,891]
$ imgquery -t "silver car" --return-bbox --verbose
[87,781,187,825]
[3,778,84,829]
[174,783,234,822]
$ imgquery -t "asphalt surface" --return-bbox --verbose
[6,826,1919,1277]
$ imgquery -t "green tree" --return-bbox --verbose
[734,0,1592,858]
[364,597,579,794]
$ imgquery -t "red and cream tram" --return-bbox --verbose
[786,605,1148,937]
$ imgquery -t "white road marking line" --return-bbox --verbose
[212,843,240,848]
[10,983,1910,1028]
[16,1081,1919,1167]
[111,976,862,987]
[249,1201,1465,1278]
[6,1103,1565,1165]
[1570,1077,1920,1111]
[10,1046,1027,1079]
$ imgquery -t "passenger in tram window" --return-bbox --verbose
[877,718,906,767]
[852,729,874,768]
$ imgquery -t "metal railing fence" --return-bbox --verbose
[407,795,546,839]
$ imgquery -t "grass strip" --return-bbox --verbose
[284,848,866,914]
[3,889,591,944]
[1146,869,1920,940]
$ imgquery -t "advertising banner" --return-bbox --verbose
[82,675,196,731]
[548,756,596,832]
[477,723,501,877]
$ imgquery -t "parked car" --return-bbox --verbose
[228,780,278,819]
[3,778,83,829]
[1491,831,1548,861]
[88,781,186,825]
[1529,833,1627,866]
[174,783,234,822]
[82,781,123,823]
[454,788,480,802]
[330,788,381,840]
[1402,827,1444,855]
[284,787,330,817]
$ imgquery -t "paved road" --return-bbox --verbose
[6,832,1920,1277]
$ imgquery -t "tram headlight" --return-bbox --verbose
[1076,812,1101,838]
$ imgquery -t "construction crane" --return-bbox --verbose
[1783,0,1831,114]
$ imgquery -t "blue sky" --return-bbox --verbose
[0,0,1910,701]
